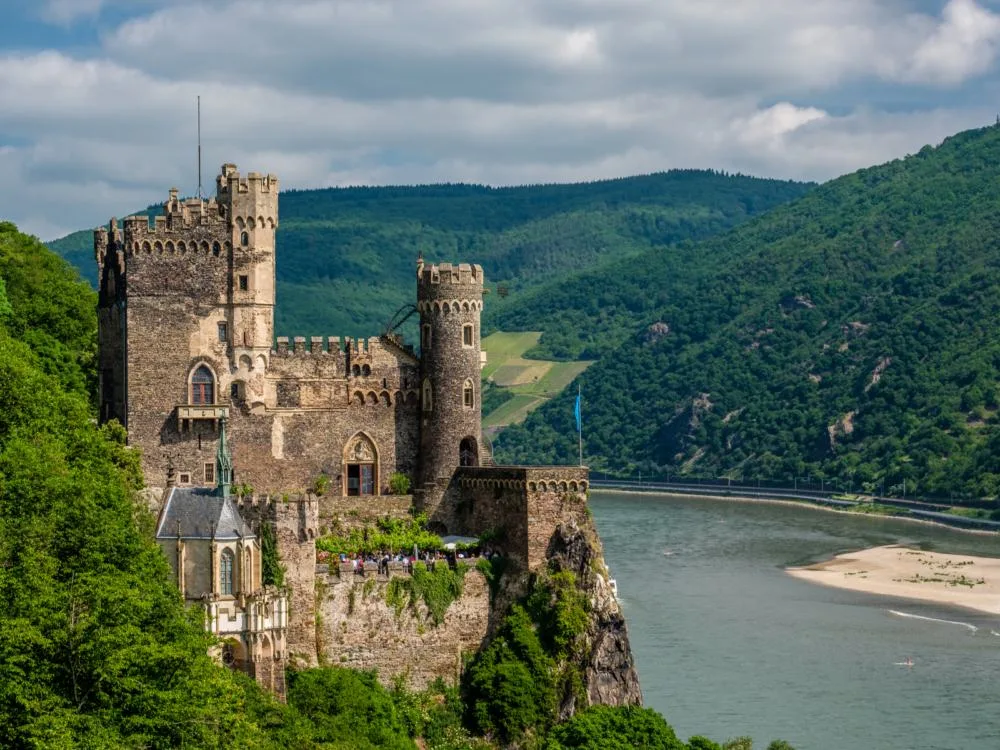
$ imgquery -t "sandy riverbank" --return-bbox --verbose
[787,545,1000,615]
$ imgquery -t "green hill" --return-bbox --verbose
[48,171,812,342]
[497,125,1000,503]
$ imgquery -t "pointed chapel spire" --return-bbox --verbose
[216,415,233,499]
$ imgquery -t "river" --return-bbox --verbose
[591,491,1000,750]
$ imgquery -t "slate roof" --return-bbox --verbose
[155,487,255,541]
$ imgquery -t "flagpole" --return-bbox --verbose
[577,383,583,467]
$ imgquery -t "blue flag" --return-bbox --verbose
[574,392,582,434]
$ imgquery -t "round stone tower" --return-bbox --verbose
[417,258,485,490]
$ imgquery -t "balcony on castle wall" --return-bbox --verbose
[177,404,229,430]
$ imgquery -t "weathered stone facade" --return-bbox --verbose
[315,568,491,688]
[95,164,470,503]
[98,163,642,710]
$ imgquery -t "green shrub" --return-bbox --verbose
[476,555,508,600]
[311,473,331,496]
[260,521,286,587]
[389,472,412,494]
[544,705,685,749]
[318,514,441,556]
[464,605,556,744]
[387,563,469,625]
[286,667,415,749]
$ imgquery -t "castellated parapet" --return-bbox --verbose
[97,162,641,707]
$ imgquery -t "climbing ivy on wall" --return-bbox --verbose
[260,522,285,587]
[386,562,469,625]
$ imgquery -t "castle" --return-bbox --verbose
[94,163,484,506]
[92,165,638,704]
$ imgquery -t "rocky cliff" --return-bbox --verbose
[545,518,643,708]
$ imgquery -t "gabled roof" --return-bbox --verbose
[155,487,254,541]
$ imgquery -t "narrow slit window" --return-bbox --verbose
[204,461,215,484]
[422,379,433,412]
[238,275,249,291]
[462,324,473,347]
[217,322,228,343]
[421,324,432,350]
[463,379,474,408]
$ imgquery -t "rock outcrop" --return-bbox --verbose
[546,519,643,709]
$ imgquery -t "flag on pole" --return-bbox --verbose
[574,385,583,466]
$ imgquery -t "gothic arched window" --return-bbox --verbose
[191,365,215,405]
[220,548,234,595]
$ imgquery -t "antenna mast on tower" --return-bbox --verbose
[197,95,203,199]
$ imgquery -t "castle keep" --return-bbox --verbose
[95,163,485,504]
[94,165,640,706]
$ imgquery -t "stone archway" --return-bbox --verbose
[459,436,479,467]
[344,432,379,496]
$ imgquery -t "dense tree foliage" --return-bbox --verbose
[12,186,809,745]
[544,705,685,750]
[0,223,278,747]
[49,171,810,342]
[499,125,1000,502]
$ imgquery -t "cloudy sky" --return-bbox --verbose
[3,0,1000,239]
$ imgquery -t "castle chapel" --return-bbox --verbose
[95,163,487,502]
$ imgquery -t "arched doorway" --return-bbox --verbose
[344,433,378,496]
[459,436,479,467]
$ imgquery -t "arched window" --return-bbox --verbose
[422,379,433,412]
[463,379,474,408]
[460,437,479,467]
[361,364,371,377]
[191,365,215,405]
[240,231,249,247]
[220,548,234,595]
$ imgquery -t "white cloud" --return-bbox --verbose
[906,0,1000,83]
[2,1,1000,238]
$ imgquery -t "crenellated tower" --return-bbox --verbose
[95,164,279,490]
[416,259,486,496]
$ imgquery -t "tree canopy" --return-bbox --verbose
[498,125,1000,502]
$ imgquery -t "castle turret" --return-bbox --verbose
[416,258,485,491]
[95,164,279,491]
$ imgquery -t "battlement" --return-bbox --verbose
[218,163,279,195]
[237,492,319,541]
[272,335,411,357]
[416,260,485,289]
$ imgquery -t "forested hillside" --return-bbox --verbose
[1,221,793,748]
[498,125,1000,502]
[49,171,811,339]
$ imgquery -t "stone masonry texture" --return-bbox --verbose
[97,163,642,709]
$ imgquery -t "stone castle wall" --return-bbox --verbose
[239,495,320,667]
[315,568,490,689]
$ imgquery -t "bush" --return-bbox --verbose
[286,667,415,749]
[544,705,686,750]
[389,472,412,494]
[464,606,556,744]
